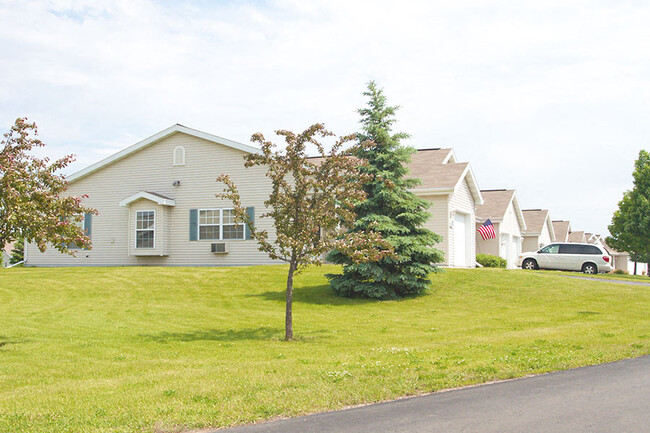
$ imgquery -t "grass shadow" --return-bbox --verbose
[143,326,334,343]
[250,284,423,306]
[142,327,282,343]
[249,284,376,306]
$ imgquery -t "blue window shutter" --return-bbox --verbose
[83,213,92,250]
[84,213,92,238]
[245,207,255,240]
[189,209,198,241]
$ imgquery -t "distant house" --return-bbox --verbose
[521,209,555,253]
[475,189,526,269]
[568,230,586,243]
[408,149,483,268]
[552,220,572,242]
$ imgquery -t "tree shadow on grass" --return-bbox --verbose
[250,284,422,306]
[142,327,281,343]
[142,327,333,343]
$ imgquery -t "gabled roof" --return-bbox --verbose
[119,191,176,207]
[552,220,571,242]
[68,124,261,183]
[408,161,484,205]
[568,230,586,243]
[411,148,457,165]
[522,209,555,240]
[475,189,527,230]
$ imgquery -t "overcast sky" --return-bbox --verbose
[2,0,649,236]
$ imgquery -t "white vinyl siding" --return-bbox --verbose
[448,179,476,267]
[26,132,274,266]
[418,194,449,266]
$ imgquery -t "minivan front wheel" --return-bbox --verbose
[522,259,538,270]
[582,263,598,274]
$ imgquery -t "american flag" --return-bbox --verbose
[478,219,496,240]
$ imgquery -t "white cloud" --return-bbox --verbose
[1,0,649,236]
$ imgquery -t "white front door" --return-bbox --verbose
[454,213,467,267]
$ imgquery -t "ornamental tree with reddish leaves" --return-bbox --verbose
[217,123,394,341]
[0,118,96,255]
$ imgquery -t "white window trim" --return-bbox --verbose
[173,146,186,166]
[198,208,245,241]
[135,209,156,249]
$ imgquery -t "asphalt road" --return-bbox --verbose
[220,356,650,433]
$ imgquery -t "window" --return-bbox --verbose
[198,209,244,240]
[136,210,155,248]
[539,244,559,254]
[173,146,185,166]
[559,244,601,255]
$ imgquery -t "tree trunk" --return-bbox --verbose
[634,261,637,275]
[647,261,650,277]
[285,259,297,341]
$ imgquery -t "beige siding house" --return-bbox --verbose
[552,220,571,242]
[475,189,526,269]
[408,149,483,268]
[26,125,277,267]
[568,230,586,243]
[521,209,555,253]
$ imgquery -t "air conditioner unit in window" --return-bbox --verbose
[211,243,229,254]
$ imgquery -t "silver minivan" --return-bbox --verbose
[518,243,613,274]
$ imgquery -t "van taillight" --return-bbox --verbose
[603,256,610,263]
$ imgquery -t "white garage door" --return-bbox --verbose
[454,213,467,267]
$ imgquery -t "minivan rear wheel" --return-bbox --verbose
[522,259,538,270]
[582,263,598,274]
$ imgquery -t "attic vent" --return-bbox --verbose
[173,146,185,166]
[211,243,228,254]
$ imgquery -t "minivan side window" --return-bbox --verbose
[558,244,602,254]
[539,244,559,254]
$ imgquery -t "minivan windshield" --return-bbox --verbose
[539,244,559,254]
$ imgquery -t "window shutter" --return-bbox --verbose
[189,209,198,241]
[84,213,92,238]
[245,207,255,240]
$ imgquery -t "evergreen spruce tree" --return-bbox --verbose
[327,82,444,298]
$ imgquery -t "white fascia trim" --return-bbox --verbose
[119,192,176,207]
[410,187,454,195]
[67,124,261,183]
[476,217,503,223]
[546,214,557,242]
[511,193,527,231]
[452,164,484,205]
[442,149,457,164]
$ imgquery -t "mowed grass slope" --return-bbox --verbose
[0,266,648,433]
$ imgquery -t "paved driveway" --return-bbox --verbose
[219,356,650,433]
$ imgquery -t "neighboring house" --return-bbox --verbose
[408,149,483,268]
[568,230,586,243]
[601,238,632,272]
[475,189,527,269]
[1,242,14,267]
[26,124,275,267]
[521,209,556,253]
[552,220,571,242]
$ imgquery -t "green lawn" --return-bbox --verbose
[0,266,648,433]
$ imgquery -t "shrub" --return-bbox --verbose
[477,254,507,268]
[612,269,628,275]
